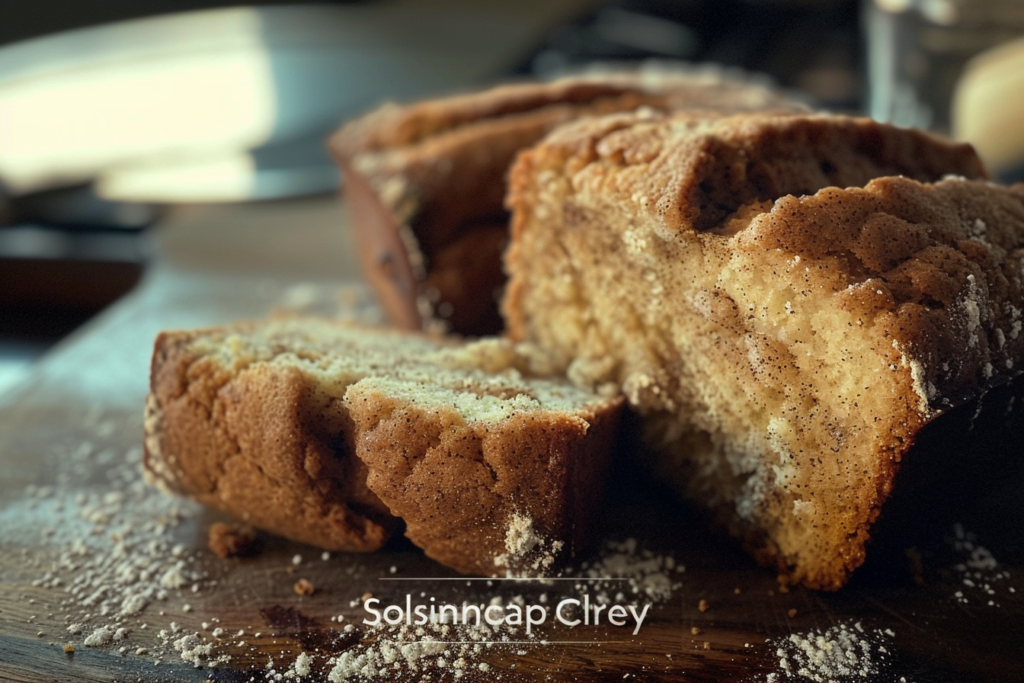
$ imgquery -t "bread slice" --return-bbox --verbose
[329,67,807,336]
[502,110,1020,589]
[144,319,621,575]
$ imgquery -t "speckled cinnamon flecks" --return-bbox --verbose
[503,109,1023,589]
[329,66,808,335]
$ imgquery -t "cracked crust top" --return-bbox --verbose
[330,68,808,335]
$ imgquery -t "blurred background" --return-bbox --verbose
[1,0,1023,393]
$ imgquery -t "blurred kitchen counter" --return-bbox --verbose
[0,193,367,402]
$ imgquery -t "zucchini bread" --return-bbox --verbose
[144,319,621,575]
[502,110,1023,589]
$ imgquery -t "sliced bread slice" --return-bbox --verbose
[502,110,1020,589]
[144,319,621,575]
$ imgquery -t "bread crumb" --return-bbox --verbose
[293,652,312,677]
[294,579,315,596]
[84,625,115,647]
[691,627,701,635]
[493,513,561,574]
[207,522,258,558]
[787,608,798,618]
[63,645,75,653]
[698,599,710,613]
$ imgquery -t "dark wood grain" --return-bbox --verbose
[1,197,1022,682]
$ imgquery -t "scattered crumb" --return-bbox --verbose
[691,627,701,635]
[575,538,683,602]
[63,645,75,654]
[770,621,893,682]
[84,625,115,647]
[948,524,1010,607]
[294,579,315,596]
[293,651,313,677]
[207,522,258,558]
[327,618,511,681]
[698,599,710,613]
[172,632,218,668]
[787,608,798,618]
[493,513,563,575]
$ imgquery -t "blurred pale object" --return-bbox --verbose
[0,3,559,200]
[953,37,1024,176]
[96,136,339,202]
[866,0,1024,133]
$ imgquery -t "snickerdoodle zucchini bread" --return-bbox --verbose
[330,67,806,336]
[144,319,621,575]
[502,110,1021,589]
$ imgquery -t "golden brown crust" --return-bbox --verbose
[332,73,803,158]
[502,110,1015,590]
[330,70,808,336]
[144,328,397,552]
[503,111,987,341]
[347,389,621,576]
[736,177,1024,409]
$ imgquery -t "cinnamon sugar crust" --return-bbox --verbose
[503,110,1015,589]
[144,319,621,574]
[145,325,396,552]
[330,69,807,335]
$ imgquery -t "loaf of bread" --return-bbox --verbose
[144,319,621,575]
[330,67,806,336]
[502,110,1021,589]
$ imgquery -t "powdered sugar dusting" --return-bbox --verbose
[327,619,514,681]
[12,408,226,667]
[493,513,564,575]
[767,621,894,682]
[949,524,1012,607]
[576,538,684,603]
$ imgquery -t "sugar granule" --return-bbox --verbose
[770,621,893,682]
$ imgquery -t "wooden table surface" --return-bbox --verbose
[2,196,1023,682]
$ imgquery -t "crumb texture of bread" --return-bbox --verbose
[331,67,808,335]
[503,110,1020,589]
[145,319,620,574]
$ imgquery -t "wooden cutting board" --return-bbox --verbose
[1,197,1022,683]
